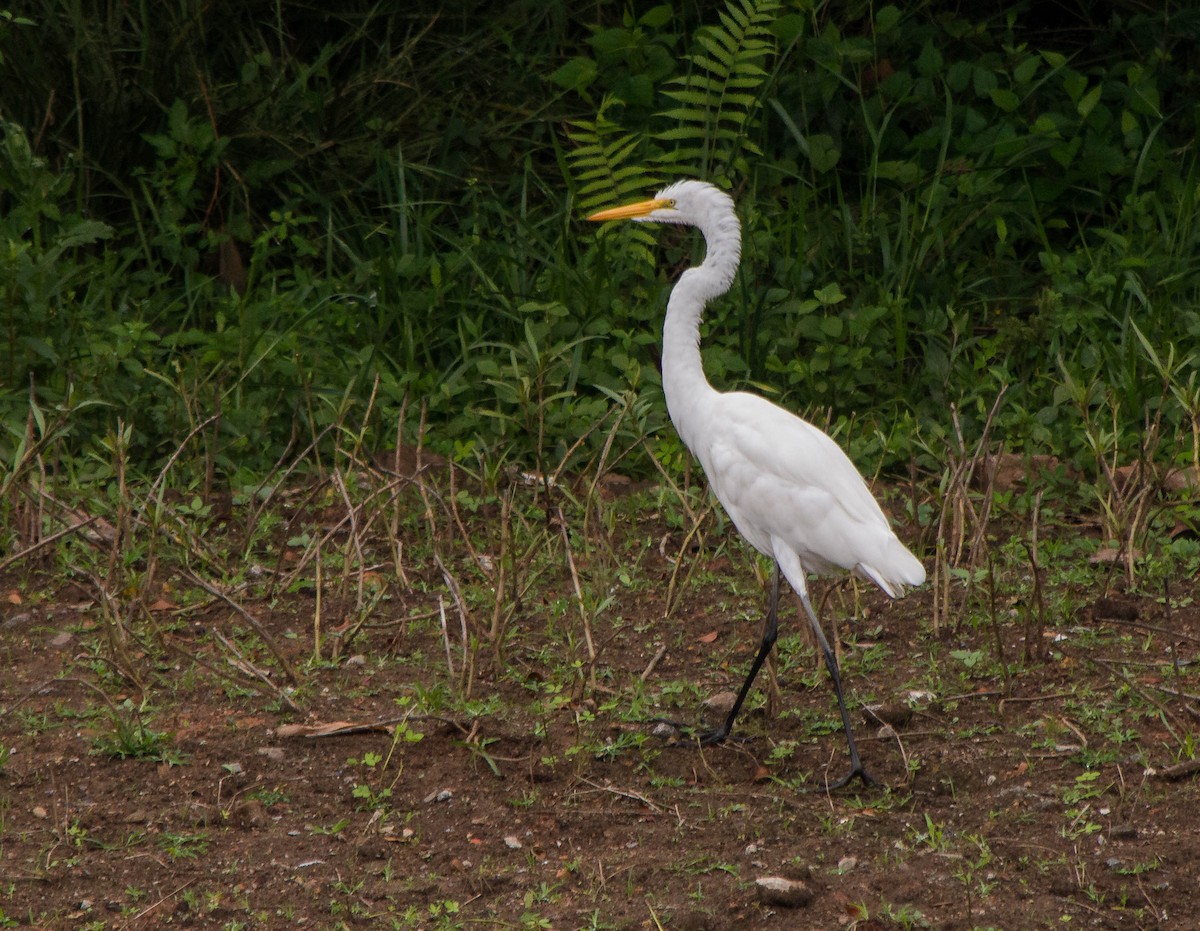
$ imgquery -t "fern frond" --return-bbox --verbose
[658,0,781,178]
[565,100,661,214]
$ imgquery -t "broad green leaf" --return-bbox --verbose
[989,88,1020,113]
[875,5,902,34]
[814,283,846,305]
[807,134,840,172]
[549,57,597,93]
[819,316,844,338]
[639,4,673,27]
[1077,84,1102,119]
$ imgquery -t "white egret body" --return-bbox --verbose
[588,180,925,786]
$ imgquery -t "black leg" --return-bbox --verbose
[797,589,878,789]
[697,563,781,744]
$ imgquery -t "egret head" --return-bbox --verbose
[586,180,735,228]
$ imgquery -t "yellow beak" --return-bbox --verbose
[586,198,670,222]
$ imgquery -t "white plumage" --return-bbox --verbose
[588,180,924,787]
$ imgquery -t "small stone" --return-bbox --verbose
[49,631,73,649]
[675,912,719,931]
[503,835,523,849]
[231,798,268,830]
[222,761,244,776]
[423,788,453,804]
[755,876,813,908]
[32,806,48,819]
[346,654,367,667]
[837,855,858,872]
[862,703,912,727]
[184,802,216,826]
[356,838,392,860]
[702,691,738,717]
[257,746,285,762]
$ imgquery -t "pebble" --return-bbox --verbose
[862,703,911,727]
[503,835,523,849]
[184,801,216,826]
[702,691,738,717]
[755,876,813,908]
[231,798,269,830]
[356,838,392,860]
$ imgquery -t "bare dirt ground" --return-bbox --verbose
[2,486,1198,930]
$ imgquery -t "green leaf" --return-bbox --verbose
[1013,55,1039,85]
[972,68,997,97]
[1062,71,1087,103]
[807,134,840,172]
[946,61,971,93]
[874,160,920,184]
[916,42,942,77]
[989,88,1020,113]
[875,5,902,34]
[773,13,805,45]
[813,283,846,305]
[549,57,597,93]
[639,4,673,28]
[1076,84,1102,120]
[819,316,844,338]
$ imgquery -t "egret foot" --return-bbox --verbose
[697,726,751,746]
[647,718,749,746]
[822,765,882,791]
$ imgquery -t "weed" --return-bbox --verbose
[909,813,949,853]
[158,831,209,861]
[90,699,181,764]
[307,817,349,838]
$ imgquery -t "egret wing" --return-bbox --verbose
[692,392,923,591]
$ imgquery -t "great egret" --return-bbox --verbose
[587,180,925,787]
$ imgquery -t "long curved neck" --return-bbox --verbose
[661,211,742,445]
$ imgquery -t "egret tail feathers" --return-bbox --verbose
[856,548,925,599]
